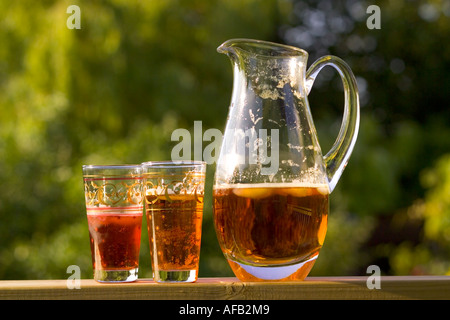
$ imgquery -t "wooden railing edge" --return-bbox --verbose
[0,276,449,300]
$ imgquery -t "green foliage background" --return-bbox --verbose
[0,0,449,280]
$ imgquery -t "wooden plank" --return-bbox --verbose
[0,276,449,300]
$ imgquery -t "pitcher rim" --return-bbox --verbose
[218,38,308,58]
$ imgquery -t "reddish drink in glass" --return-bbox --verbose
[87,211,142,274]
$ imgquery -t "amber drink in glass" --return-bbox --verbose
[142,161,206,283]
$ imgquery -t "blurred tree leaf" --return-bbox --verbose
[0,0,282,279]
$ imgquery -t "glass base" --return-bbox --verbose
[154,270,197,283]
[227,254,318,281]
[94,268,138,283]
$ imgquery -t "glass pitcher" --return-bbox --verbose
[213,39,360,281]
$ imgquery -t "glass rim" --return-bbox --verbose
[218,38,308,58]
[82,164,143,178]
[82,164,142,170]
[141,160,206,169]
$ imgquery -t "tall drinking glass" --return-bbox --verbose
[83,165,144,282]
[142,161,206,283]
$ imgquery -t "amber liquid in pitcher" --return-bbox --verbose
[213,183,329,281]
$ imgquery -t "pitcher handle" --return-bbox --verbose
[305,56,360,193]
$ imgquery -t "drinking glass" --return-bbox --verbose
[83,165,144,282]
[142,161,206,283]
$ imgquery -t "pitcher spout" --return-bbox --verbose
[217,38,309,104]
[217,39,246,63]
[217,38,308,59]
[216,39,236,55]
